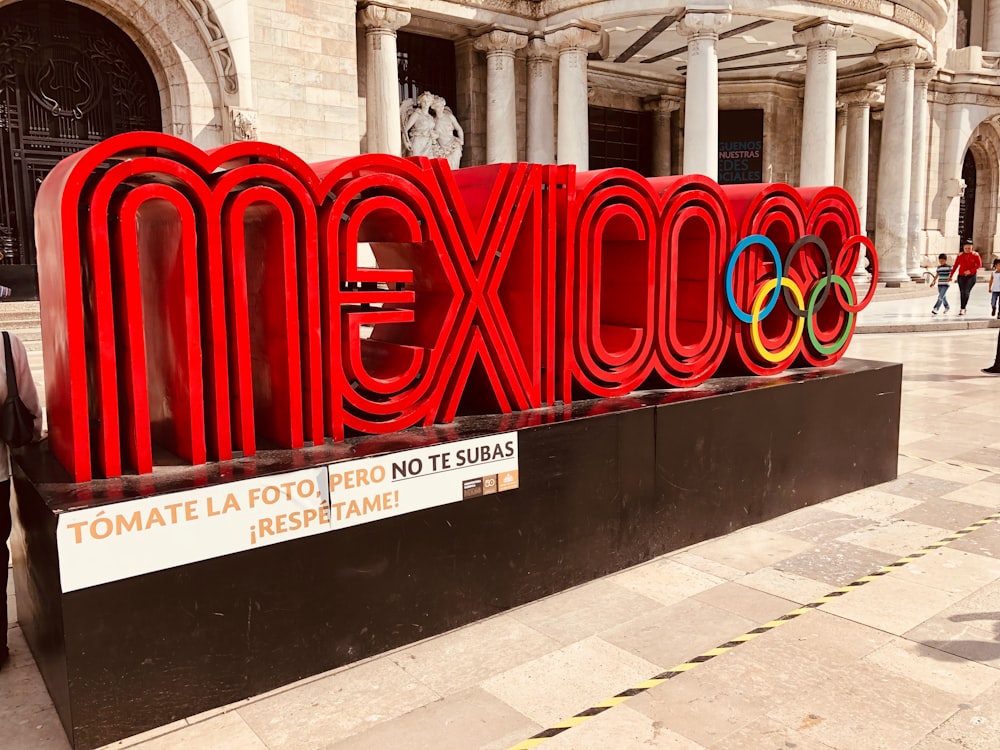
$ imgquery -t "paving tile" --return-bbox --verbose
[665,552,746,581]
[737,566,833,604]
[772,539,898,586]
[608,558,726,606]
[599,598,756,671]
[629,661,771,746]
[931,680,1000,749]
[910,736,968,750]
[712,716,837,749]
[107,712,266,750]
[895,547,1000,596]
[326,688,539,750]
[762,506,873,544]
[236,656,440,748]
[690,582,797,624]
[899,437,985,463]
[892,497,994,531]
[899,454,928,473]
[388,614,560,697]
[838,518,948,557]
[540,704,706,750]
[862,638,1000,698]
[942,479,1000,508]
[508,578,661,645]
[479,636,660,728]
[913,460,993,485]
[950,521,1000,558]
[765,662,961,750]
[906,610,1000,665]
[818,574,964,635]
[877,475,969,503]
[684,527,813,573]
[1,704,72,750]
[818,487,922,519]
[952,447,1000,469]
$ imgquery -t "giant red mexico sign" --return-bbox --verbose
[35,132,877,483]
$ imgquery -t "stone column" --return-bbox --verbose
[526,37,556,164]
[649,96,681,176]
[474,28,528,163]
[988,2,1000,51]
[874,42,923,285]
[842,87,882,280]
[676,12,730,179]
[546,22,603,170]
[834,106,847,187]
[793,20,852,187]
[907,66,936,278]
[358,2,411,156]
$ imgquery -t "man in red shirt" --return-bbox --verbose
[949,239,983,314]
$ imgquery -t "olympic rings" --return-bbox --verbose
[807,276,855,355]
[724,234,783,324]
[781,234,832,318]
[749,278,805,363]
[833,235,878,313]
[725,233,875,364]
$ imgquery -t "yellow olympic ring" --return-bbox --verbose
[750,277,804,363]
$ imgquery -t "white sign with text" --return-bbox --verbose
[56,433,519,592]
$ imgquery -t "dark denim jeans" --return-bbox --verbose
[957,275,976,311]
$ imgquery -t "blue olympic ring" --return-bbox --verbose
[724,234,783,324]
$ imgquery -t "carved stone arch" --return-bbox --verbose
[61,0,237,143]
[963,120,1000,259]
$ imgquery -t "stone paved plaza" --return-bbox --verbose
[4,291,1000,749]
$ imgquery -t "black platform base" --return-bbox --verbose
[12,358,901,749]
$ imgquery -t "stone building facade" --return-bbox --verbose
[1,0,999,281]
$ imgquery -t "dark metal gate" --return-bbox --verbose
[0,0,161,266]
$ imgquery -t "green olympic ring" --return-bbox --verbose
[806,275,855,355]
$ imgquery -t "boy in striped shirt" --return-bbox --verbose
[932,253,952,315]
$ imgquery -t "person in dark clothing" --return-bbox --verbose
[1,332,42,670]
[984,326,1000,374]
[950,239,983,315]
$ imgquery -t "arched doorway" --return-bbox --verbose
[0,0,161,270]
[959,150,977,248]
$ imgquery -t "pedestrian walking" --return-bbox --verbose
[931,253,952,315]
[989,258,1000,318]
[950,239,983,315]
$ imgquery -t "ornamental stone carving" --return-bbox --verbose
[840,85,884,108]
[358,3,411,40]
[874,41,928,69]
[473,29,528,58]
[544,21,604,54]
[227,107,258,141]
[676,12,731,43]
[792,19,852,48]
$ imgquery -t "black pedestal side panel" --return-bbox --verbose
[653,361,903,550]
[12,360,902,749]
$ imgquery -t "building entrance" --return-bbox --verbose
[0,0,161,268]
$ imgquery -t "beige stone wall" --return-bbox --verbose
[248,0,360,162]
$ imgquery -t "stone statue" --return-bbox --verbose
[401,91,436,158]
[400,91,464,168]
[430,95,464,169]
